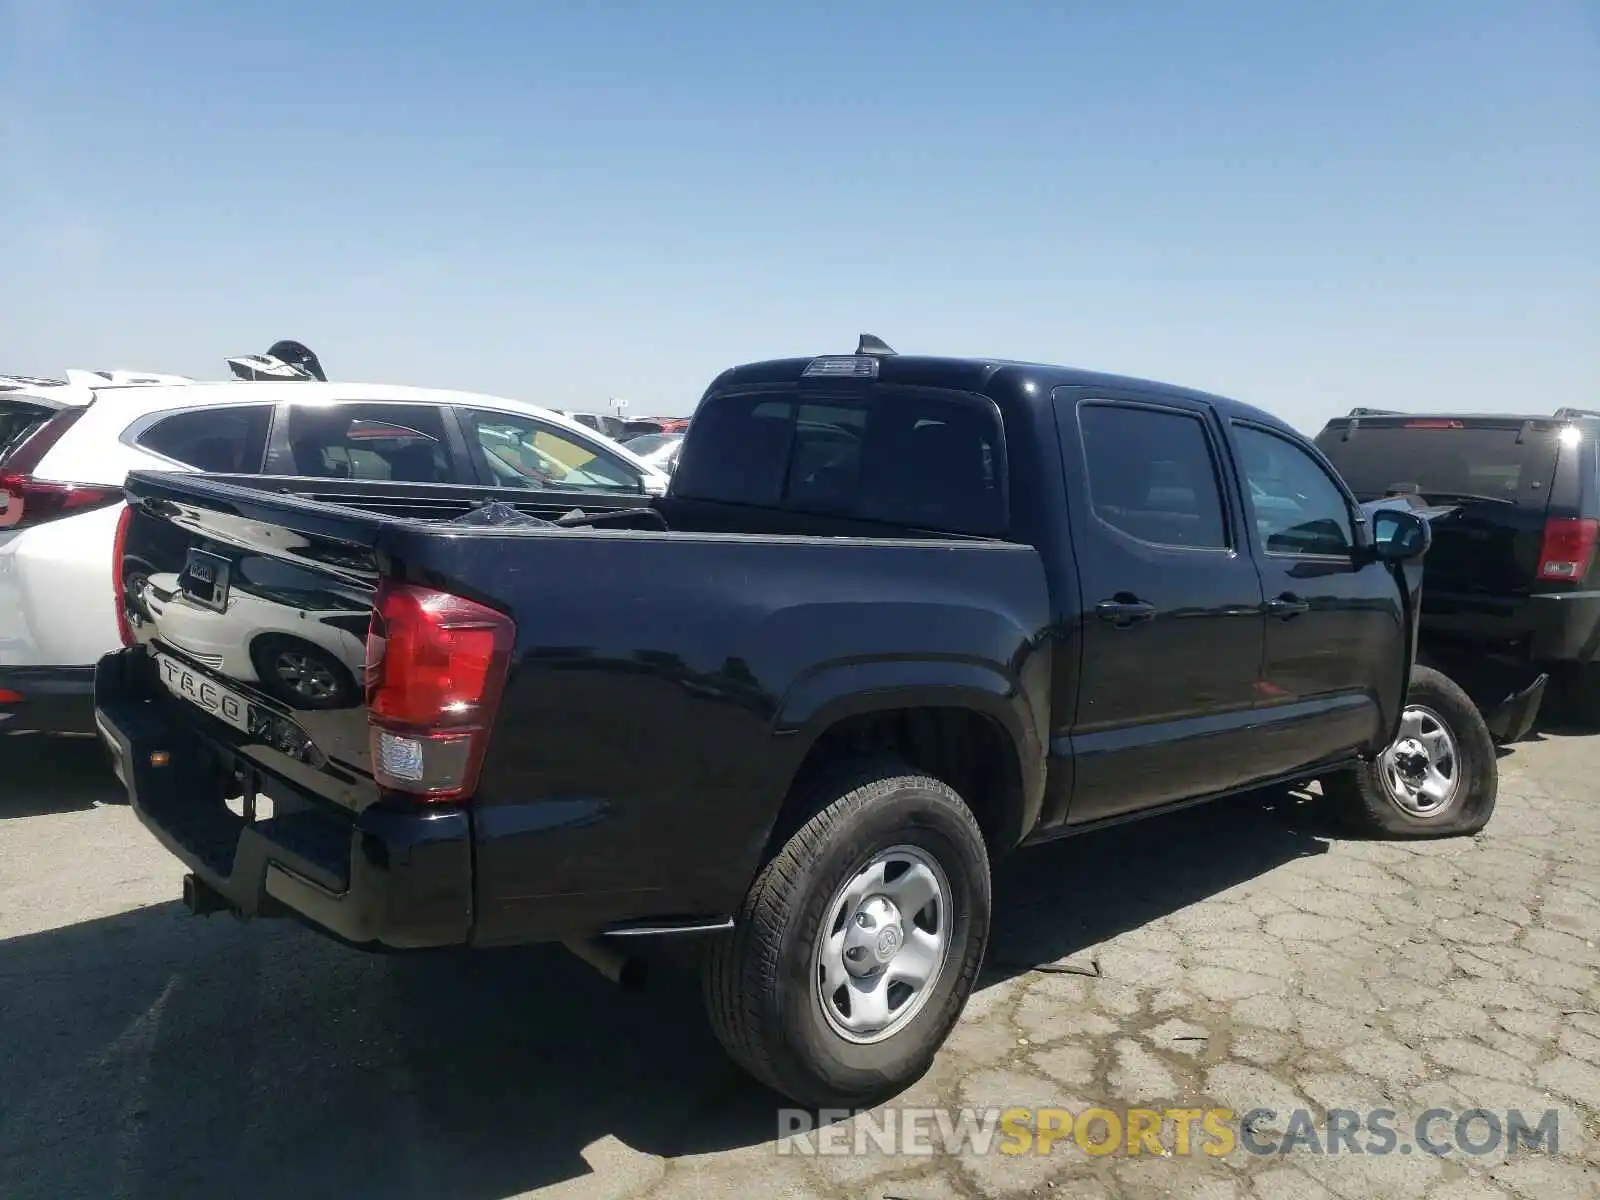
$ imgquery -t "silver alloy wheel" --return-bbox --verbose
[1380,704,1460,818]
[273,649,341,703]
[814,844,952,1045]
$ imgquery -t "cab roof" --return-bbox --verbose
[709,350,1298,438]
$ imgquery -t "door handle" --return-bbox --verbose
[1095,596,1157,627]
[1265,593,1311,618]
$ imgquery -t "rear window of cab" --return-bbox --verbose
[672,387,1008,536]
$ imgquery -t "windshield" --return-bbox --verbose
[1316,423,1557,503]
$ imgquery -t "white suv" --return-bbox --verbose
[0,379,669,731]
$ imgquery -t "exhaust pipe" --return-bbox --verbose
[564,937,648,991]
[182,873,235,917]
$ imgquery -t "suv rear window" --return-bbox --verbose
[137,405,273,473]
[1316,420,1557,503]
[673,388,1006,535]
[0,400,56,459]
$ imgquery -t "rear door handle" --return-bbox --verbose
[1265,593,1311,618]
[1095,596,1157,627]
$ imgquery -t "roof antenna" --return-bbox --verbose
[856,333,896,357]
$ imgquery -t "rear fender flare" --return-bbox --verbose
[765,657,1045,848]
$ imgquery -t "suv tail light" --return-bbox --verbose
[1536,517,1599,582]
[112,503,136,646]
[0,475,124,530]
[0,407,121,530]
[363,579,515,801]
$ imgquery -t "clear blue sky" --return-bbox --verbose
[3,1,1595,429]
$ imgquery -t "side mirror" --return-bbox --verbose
[1370,508,1431,562]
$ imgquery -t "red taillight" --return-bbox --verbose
[363,579,515,801]
[1402,419,1465,429]
[0,408,118,530]
[0,689,23,704]
[0,472,123,530]
[112,503,136,647]
[1537,517,1599,582]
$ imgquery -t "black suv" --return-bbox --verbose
[1317,407,1600,723]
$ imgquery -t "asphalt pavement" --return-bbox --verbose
[2,725,1597,1199]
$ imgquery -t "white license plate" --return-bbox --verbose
[155,653,251,733]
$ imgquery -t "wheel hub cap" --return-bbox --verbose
[1379,704,1460,818]
[1392,739,1429,778]
[814,845,953,1045]
[841,896,906,976]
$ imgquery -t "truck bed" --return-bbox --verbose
[178,471,1024,540]
[100,470,1052,948]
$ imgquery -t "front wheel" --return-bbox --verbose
[702,762,991,1108]
[1323,665,1497,838]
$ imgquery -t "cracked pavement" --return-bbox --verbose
[2,727,1597,1199]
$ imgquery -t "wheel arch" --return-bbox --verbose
[762,665,1045,866]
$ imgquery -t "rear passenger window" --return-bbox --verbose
[1078,404,1229,549]
[283,404,451,482]
[672,389,1006,534]
[137,405,272,473]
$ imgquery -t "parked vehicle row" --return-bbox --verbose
[95,336,1491,1108]
[0,371,670,730]
[558,410,690,441]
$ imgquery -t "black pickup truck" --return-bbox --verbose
[96,340,1495,1106]
[1317,407,1600,725]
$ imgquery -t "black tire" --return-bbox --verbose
[1323,665,1497,838]
[702,761,991,1108]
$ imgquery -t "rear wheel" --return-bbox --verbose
[702,762,990,1108]
[1323,665,1497,838]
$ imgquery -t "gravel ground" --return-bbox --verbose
[1,726,1597,1199]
